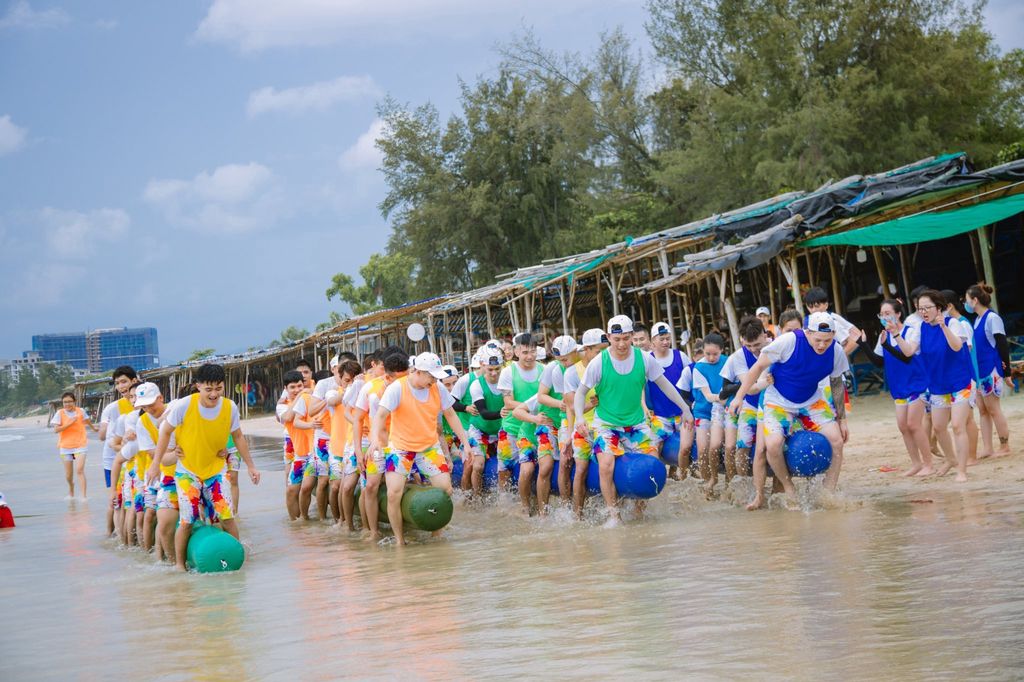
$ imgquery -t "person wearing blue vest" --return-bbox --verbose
[965,282,1013,459]
[728,312,850,507]
[692,333,728,498]
[940,291,982,465]
[892,290,973,482]
[871,299,934,477]
[719,317,770,484]
[645,321,693,475]
[575,315,694,527]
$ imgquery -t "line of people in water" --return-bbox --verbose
[55,281,1013,556]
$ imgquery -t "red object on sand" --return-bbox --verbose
[877,466,899,473]
[0,505,14,528]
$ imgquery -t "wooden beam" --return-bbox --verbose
[596,270,608,328]
[969,230,985,282]
[872,247,893,298]
[897,244,913,301]
[827,246,843,314]
[558,284,569,335]
[767,262,777,322]
[485,302,495,340]
[976,225,1000,310]
[717,270,741,350]
[464,306,472,368]
[781,251,805,317]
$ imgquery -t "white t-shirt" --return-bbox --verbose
[829,312,855,345]
[451,373,473,401]
[99,401,122,468]
[355,382,383,417]
[134,408,176,452]
[539,362,566,393]
[581,350,664,389]
[379,381,455,413]
[720,349,753,383]
[675,365,693,393]
[759,333,849,409]
[344,379,364,407]
[311,378,337,439]
[562,365,583,394]
[497,364,541,394]
[973,310,1005,348]
[653,349,691,368]
[50,407,89,427]
[904,312,923,330]
[469,378,501,402]
[949,317,973,347]
[164,397,240,432]
[874,325,921,357]
[123,410,141,437]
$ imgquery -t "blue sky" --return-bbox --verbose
[1,1,1021,365]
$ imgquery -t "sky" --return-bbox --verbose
[1,1,1021,365]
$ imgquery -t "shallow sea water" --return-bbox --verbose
[1,425,1023,680]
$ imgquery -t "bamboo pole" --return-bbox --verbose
[969,230,985,281]
[767,262,778,321]
[558,284,569,335]
[976,225,999,309]
[596,270,608,327]
[484,302,495,340]
[717,270,741,350]
[827,247,843,314]
[609,265,622,316]
[463,306,472,368]
[525,292,534,332]
[897,244,913,301]
[872,247,893,298]
[779,252,804,317]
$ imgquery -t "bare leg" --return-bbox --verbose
[364,474,383,541]
[931,408,957,476]
[471,456,485,497]
[329,479,341,522]
[384,472,408,545]
[316,476,330,520]
[75,455,87,499]
[572,457,589,518]
[819,421,846,491]
[596,451,618,524]
[174,522,192,571]
[894,403,923,476]
[950,402,970,482]
[678,426,694,480]
[764,433,797,502]
[285,485,300,521]
[747,438,768,510]
[723,427,738,483]
[63,459,74,497]
[908,399,934,475]
[518,460,535,515]
[227,470,240,515]
[298,475,315,520]
[709,424,724,489]
[220,517,240,540]
[537,457,554,514]
[965,411,979,465]
[156,508,177,562]
[982,392,1011,456]
[341,474,359,531]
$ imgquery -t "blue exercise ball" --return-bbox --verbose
[659,430,681,466]
[583,453,667,499]
[450,457,465,488]
[451,456,501,490]
[784,430,833,477]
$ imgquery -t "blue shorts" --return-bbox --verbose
[104,468,112,488]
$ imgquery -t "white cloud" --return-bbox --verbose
[0,1,70,30]
[143,162,281,232]
[0,115,27,156]
[247,75,381,118]
[37,207,130,259]
[339,118,386,171]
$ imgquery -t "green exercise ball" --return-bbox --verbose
[186,524,245,573]
[354,483,454,532]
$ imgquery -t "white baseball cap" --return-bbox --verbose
[469,353,482,370]
[755,306,771,317]
[535,346,547,361]
[412,352,450,379]
[329,355,340,368]
[607,315,634,335]
[512,331,533,347]
[442,364,458,378]
[479,347,504,367]
[581,328,608,347]
[484,339,502,351]
[806,312,836,334]
[133,382,161,407]
[550,335,577,357]
[651,322,671,337]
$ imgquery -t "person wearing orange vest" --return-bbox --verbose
[355,349,409,541]
[99,365,138,535]
[155,363,261,572]
[51,391,97,500]
[372,352,470,546]
[278,369,321,521]
[324,359,362,526]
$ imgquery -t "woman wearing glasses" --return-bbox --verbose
[892,290,973,482]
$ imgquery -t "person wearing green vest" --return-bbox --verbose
[575,315,694,527]
[497,332,542,490]
[564,328,607,518]
[448,355,482,490]
[467,347,506,497]
[510,335,578,515]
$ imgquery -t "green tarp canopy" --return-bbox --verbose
[801,192,1024,247]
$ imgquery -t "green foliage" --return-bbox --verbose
[325,0,1022,304]
[0,363,74,415]
[186,348,216,362]
[270,326,309,348]
[316,311,346,332]
[997,141,1024,164]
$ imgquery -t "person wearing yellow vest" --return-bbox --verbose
[372,352,470,546]
[324,358,361,525]
[155,364,261,572]
[563,328,606,518]
[134,384,185,562]
[123,382,164,553]
[108,384,140,545]
[575,316,694,527]
[51,392,97,500]
[278,370,321,521]
[100,366,138,536]
[496,332,542,490]
[355,349,409,541]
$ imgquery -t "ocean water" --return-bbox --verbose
[1,424,1022,680]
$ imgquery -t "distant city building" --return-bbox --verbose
[31,327,159,372]
[0,351,87,385]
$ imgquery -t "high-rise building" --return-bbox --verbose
[31,327,159,372]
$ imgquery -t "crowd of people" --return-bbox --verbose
[56,281,1014,559]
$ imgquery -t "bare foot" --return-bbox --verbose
[602,515,621,529]
[902,465,923,477]
[976,451,992,460]
[915,466,935,477]
[367,531,381,543]
[955,472,968,482]
[966,458,980,467]
[992,447,1011,459]
[936,463,954,477]
[782,494,801,511]
[746,493,765,511]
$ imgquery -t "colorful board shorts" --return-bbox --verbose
[977,371,1004,399]
[282,435,294,463]
[694,403,725,430]
[649,414,684,446]
[144,481,158,511]
[111,468,125,510]
[894,391,925,407]
[516,422,566,464]
[156,471,178,511]
[384,443,450,479]
[466,426,498,460]
[59,447,87,463]
[928,384,974,409]
[225,447,240,472]
[303,438,330,478]
[592,421,655,458]
[572,423,595,462]
[727,405,759,450]
[760,398,835,438]
[121,467,136,510]
[496,429,520,472]
[174,464,233,525]
[287,456,307,486]
[329,451,359,481]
